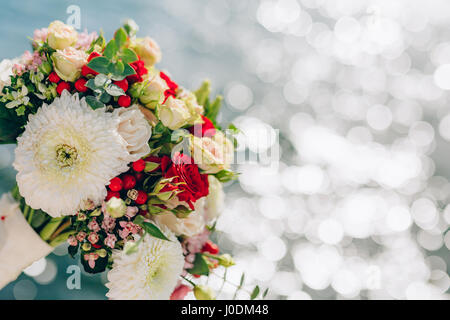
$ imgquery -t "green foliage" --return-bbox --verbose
[187,253,210,276]
[214,169,239,183]
[133,215,171,241]
[194,80,223,128]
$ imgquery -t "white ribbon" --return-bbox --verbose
[0,193,53,290]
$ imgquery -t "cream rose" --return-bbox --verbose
[139,73,168,109]
[47,20,78,50]
[190,131,234,174]
[115,105,152,160]
[203,175,225,222]
[51,47,87,82]
[159,96,192,130]
[131,37,162,67]
[153,200,206,237]
[178,89,204,116]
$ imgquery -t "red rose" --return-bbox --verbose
[162,153,209,210]
[188,115,216,137]
[127,57,148,83]
[160,71,178,103]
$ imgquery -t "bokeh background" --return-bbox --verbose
[0,0,450,300]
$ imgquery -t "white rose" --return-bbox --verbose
[0,59,15,93]
[139,73,168,109]
[115,105,152,161]
[159,96,192,130]
[204,175,225,222]
[51,47,87,82]
[47,20,78,50]
[153,209,205,237]
[131,37,162,67]
[190,131,234,174]
[178,89,204,115]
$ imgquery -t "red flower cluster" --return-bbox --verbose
[188,115,216,138]
[127,57,148,83]
[160,71,178,103]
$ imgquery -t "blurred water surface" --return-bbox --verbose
[0,0,449,300]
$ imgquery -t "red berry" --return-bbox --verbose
[114,79,129,92]
[202,241,220,255]
[118,95,131,108]
[193,274,201,278]
[81,65,98,77]
[122,174,136,190]
[132,159,145,172]
[87,52,101,62]
[106,190,121,201]
[108,177,123,192]
[135,190,148,205]
[134,172,144,181]
[56,82,71,95]
[74,78,88,92]
[48,72,60,83]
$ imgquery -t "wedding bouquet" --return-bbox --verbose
[0,20,241,300]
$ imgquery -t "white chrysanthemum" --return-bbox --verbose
[13,92,151,217]
[105,226,184,300]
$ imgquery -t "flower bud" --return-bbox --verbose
[38,60,52,75]
[81,242,92,251]
[217,254,235,267]
[194,285,215,300]
[105,197,127,218]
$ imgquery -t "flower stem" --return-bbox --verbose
[181,275,196,287]
[49,218,71,241]
[39,217,64,241]
[49,230,76,247]
[27,208,35,224]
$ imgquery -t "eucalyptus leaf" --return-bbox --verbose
[87,57,110,74]
[114,28,128,49]
[103,39,117,59]
[105,84,125,97]
[85,95,105,110]
[121,48,138,63]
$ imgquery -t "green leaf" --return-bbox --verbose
[187,253,210,276]
[250,286,260,300]
[262,288,269,299]
[114,28,128,49]
[142,221,170,241]
[103,39,117,59]
[205,95,222,123]
[105,84,125,97]
[99,91,111,103]
[120,48,138,64]
[239,273,245,287]
[85,95,105,110]
[122,63,136,77]
[87,57,110,74]
[114,61,125,76]
[195,80,211,106]
[94,74,108,87]
[68,244,78,258]
[85,79,99,91]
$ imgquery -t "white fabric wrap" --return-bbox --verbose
[0,193,53,289]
